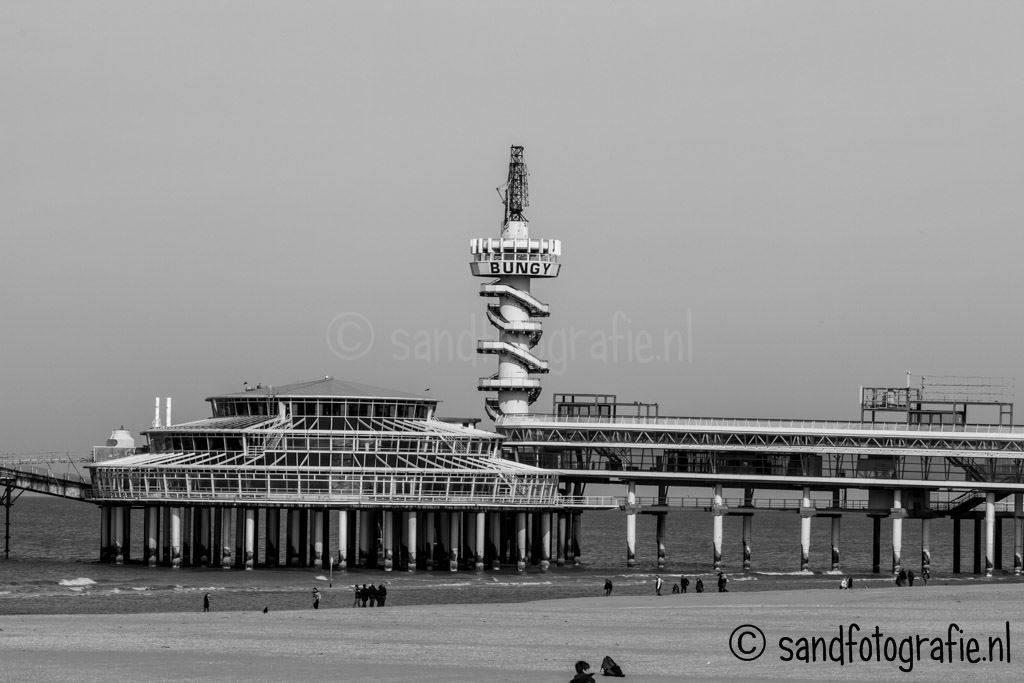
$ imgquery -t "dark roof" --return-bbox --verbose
[207,377,433,402]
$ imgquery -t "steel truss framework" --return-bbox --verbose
[497,416,1024,487]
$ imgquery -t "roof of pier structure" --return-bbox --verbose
[208,377,432,402]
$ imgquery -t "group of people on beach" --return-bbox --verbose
[660,573,727,595]
[352,583,388,607]
[895,568,925,587]
[570,656,624,682]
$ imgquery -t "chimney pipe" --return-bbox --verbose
[153,397,161,428]
[165,397,172,427]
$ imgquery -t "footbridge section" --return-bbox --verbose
[496,414,1024,576]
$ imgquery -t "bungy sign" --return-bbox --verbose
[470,261,561,277]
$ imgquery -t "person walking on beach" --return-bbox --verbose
[655,575,664,596]
[352,584,360,607]
[368,584,378,607]
[680,575,689,594]
[896,569,907,587]
[907,569,916,587]
[376,584,387,607]
[717,572,728,593]
[312,586,321,610]
[603,579,613,596]
[695,577,704,593]
[203,593,210,612]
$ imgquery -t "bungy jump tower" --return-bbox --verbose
[470,145,561,420]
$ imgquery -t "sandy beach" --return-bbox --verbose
[1,583,1022,681]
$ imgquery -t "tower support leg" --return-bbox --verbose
[871,515,881,574]
[425,511,436,570]
[571,512,582,565]
[383,510,394,571]
[489,512,501,570]
[799,488,812,572]
[338,509,348,570]
[450,512,461,572]
[556,512,567,567]
[243,509,255,570]
[952,517,961,574]
[111,506,125,565]
[265,508,280,567]
[198,507,211,566]
[921,517,931,577]
[99,505,111,563]
[145,506,158,567]
[311,510,325,569]
[1015,494,1023,576]
[220,508,233,569]
[406,511,417,572]
[891,490,903,575]
[985,492,995,577]
[287,509,301,567]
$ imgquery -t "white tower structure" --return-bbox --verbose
[470,146,561,419]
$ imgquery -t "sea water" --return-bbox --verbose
[0,495,1017,614]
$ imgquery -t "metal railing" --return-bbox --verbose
[499,414,1024,435]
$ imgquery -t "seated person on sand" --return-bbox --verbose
[570,660,596,683]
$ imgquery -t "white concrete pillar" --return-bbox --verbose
[985,491,996,577]
[539,511,551,571]
[220,508,233,569]
[474,511,485,571]
[169,507,183,569]
[489,511,501,570]
[337,510,348,569]
[1014,493,1023,576]
[145,507,159,567]
[449,512,460,572]
[525,512,534,566]
[830,516,841,571]
[742,515,753,570]
[515,512,527,572]
[892,489,903,574]
[712,485,724,571]
[800,487,812,572]
[111,506,125,565]
[383,510,394,571]
[244,508,255,570]
[401,511,413,573]
[626,482,637,567]
[99,506,111,563]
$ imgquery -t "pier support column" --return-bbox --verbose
[144,507,158,567]
[383,510,394,571]
[198,508,211,566]
[973,518,982,574]
[871,515,881,574]
[287,509,301,567]
[450,512,460,572]
[556,512,567,567]
[311,510,325,570]
[99,506,111,563]
[358,510,371,568]
[515,512,527,572]
[111,506,125,565]
[406,511,417,572]
[490,512,501,570]
[425,512,436,570]
[742,515,753,571]
[539,511,551,571]
[830,516,840,571]
[336,510,348,570]
[891,490,904,575]
[985,492,995,577]
[712,485,725,571]
[161,505,171,566]
[169,507,183,569]
[465,513,476,570]
[656,485,668,569]
[265,508,280,567]
[996,517,1004,571]
[220,508,233,569]
[1014,494,1023,576]
[243,508,255,570]
[799,487,812,572]
[571,512,582,566]
[474,511,485,571]
[626,482,637,568]
[953,518,961,574]
[921,518,931,576]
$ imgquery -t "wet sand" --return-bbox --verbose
[1,583,1022,681]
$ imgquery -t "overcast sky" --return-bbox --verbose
[3,2,1023,453]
